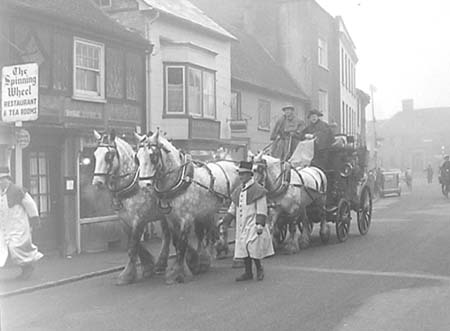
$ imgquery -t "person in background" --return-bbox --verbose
[0,167,42,280]
[270,104,305,160]
[220,161,274,281]
[405,167,413,191]
[425,164,434,184]
[439,155,450,185]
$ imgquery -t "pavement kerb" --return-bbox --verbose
[0,265,125,299]
[0,239,238,299]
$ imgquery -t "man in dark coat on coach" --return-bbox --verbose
[270,104,305,160]
[302,109,334,169]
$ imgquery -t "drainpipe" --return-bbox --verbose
[144,10,160,133]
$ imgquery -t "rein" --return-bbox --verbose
[256,160,291,199]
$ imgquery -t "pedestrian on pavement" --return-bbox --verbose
[221,161,274,281]
[405,168,413,191]
[425,164,433,184]
[0,167,43,280]
[270,104,305,161]
[301,109,334,169]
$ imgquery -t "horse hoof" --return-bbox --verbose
[154,264,167,275]
[116,273,136,286]
[320,226,331,244]
[298,235,310,250]
[116,265,137,285]
[142,267,154,279]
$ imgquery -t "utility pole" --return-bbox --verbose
[369,84,377,168]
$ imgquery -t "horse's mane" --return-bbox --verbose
[114,136,135,162]
[158,135,181,157]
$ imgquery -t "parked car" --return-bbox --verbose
[380,169,402,197]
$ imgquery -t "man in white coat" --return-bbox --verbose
[222,161,274,281]
[0,167,43,280]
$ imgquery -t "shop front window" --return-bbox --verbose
[29,152,51,216]
[79,147,115,219]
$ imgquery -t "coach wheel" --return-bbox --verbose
[336,199,351,242]
[357,186,372,235]
[340,163,353,178]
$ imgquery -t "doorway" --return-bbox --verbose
[23,147,62,253]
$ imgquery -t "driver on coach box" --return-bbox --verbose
[301,109,334,169]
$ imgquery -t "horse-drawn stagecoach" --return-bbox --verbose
[317,135,372,242]
[255,134,373,251]
[91,129,372,285]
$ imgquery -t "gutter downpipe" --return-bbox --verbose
[144,9,160,133]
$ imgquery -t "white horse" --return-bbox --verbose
[92,130,170,285]
[253,152,330,253]
[136,130,240,284]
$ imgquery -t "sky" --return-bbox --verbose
[317,0,450,119]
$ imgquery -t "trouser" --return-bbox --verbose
[243,257,262,275]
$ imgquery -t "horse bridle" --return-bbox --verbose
[93,142,120,182]
[94,139,138,192]
[253,159,287,187]
[138,140,166,181]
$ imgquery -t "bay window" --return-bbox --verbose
[165,63,216,118]
[166,66,185,114]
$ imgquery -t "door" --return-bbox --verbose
[23,148,61,253]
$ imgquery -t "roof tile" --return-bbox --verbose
[5,0,149,46]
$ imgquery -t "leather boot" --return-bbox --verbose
[254,259,264,281]
[235,257,253,281]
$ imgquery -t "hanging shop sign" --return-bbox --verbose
[1,63,39,122]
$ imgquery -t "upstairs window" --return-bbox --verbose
[231,90,242,120]
[203,71,215,118]
[164,64,216,118]
[258,99,271,130]
[318,37,328,69]
[188,67,202,116]
[318,89,328,119]
[73,38,105,101]
[166,66,185,114]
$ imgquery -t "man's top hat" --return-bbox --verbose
[282,104,295,111]
[307,109,323,118]
[238,161,253,173]
[0,166,12,179]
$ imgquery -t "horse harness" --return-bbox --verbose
[256,160,320,202]
[145,150,233,214]
[94,140,140,210]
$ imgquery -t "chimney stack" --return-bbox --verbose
[402,99,414,111]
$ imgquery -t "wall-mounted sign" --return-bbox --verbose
[189,118,220,140]
[15,128,30,149]
[1,63,39,122]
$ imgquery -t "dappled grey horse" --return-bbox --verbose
[92,130,170,285]
[136,130,240,284]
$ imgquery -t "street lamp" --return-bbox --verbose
[370,84,377,167]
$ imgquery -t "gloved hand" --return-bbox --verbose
[29,216,41,229]
[256,224,264,235]
[305,133,314,140]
